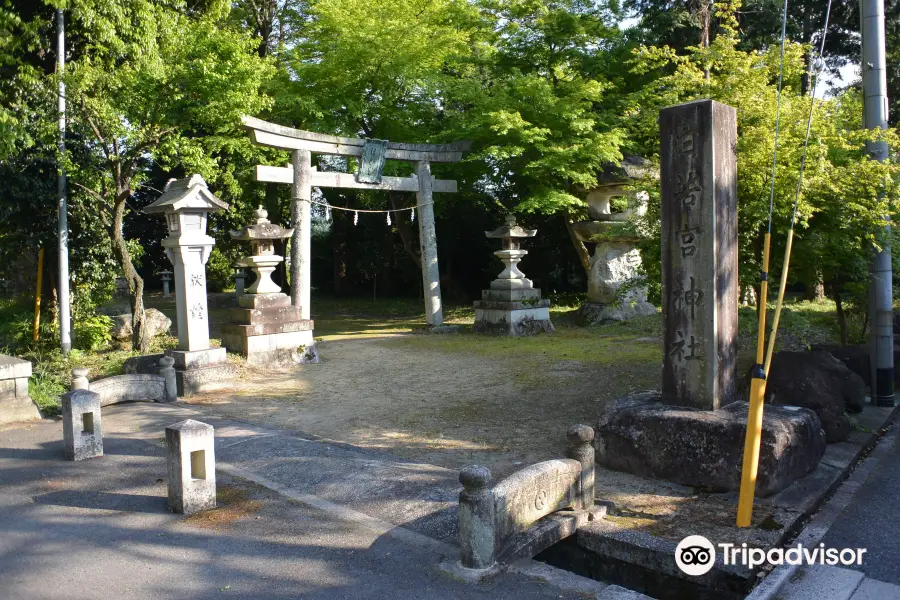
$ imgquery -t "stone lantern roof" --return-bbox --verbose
[484,215,536,240]
[594,155,655,186]
[143,174,229,214]
[230,207,294,241]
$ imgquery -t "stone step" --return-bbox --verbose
[229,305,304,325]
[221,319,314,338]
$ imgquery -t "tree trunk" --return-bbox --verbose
[389,191,421,269]
[563,214,591,280]
[834,290,848,346]
[109,196,149,353]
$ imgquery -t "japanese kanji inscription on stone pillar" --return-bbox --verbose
[660,99,738,410]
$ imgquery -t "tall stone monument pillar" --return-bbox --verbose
[594,100,826,498]
[660,99,738,410]
[144,175,236,396]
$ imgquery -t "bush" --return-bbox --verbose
[73,313,113,352]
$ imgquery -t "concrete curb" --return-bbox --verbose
[747,406,900,600]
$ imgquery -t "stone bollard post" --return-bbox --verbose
[566,424,595,510]
[165,419,216,515]
[61,389,103,461]
[71,367,89,391]
[158,356,178,403]
[458,466,496,570]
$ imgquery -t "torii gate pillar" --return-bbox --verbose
[292,149,312,319]
[416,160,442,326]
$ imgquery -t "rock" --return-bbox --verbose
[595,391,826,497]
[578,301,657,325]
[111,309,172,343]
[766,351,866,442]
[810,344,871,388]
[811,343,900,388]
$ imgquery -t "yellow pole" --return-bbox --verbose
[33,248,45,343]
[764,229,795,375]
[736,233,771,527]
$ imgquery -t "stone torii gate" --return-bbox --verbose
[243,116,470,327]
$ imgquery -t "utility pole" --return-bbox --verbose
[57,8,71,354]
[861,0,893,405]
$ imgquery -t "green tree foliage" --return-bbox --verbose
[626,3,899,316]
[56,0,273,350]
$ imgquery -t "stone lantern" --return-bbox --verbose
[159,270,173,298]
[144,175,235,395]
[221,207,316,365]
[230,207,292,294]
[573,156,657,324]
[473,215,554,336]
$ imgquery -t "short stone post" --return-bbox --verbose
[61,389,102,461]
[165,419,216,514]
[71,367,89,391]
[566,424,595,511]
[158,356,177,402]
[458,465,496,571]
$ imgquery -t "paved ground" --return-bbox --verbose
[0,403,645,600]
[821,423,900,586]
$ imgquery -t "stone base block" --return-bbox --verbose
[474,299,551,311]
[482,288,542,303]
[489,278,534,291]
[229,305,303,325]
[473,305,554,337]
[221,319,313,338]
[578,301,657,325]
[0,355,40,425]
[222,328,317,366]
[238,293,291,310]
[0,393,41,425]
[166,347,227,371]
[175,363,237,397]
[595,392,826,497]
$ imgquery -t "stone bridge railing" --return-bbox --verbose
[457,424,602,575]
[71,357,177,407]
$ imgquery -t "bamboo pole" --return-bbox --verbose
[33,248,45,342]
[764,229,794,374]
[737,234,772,527]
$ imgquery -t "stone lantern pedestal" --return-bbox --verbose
[144,175,236,396]
[473,216,554,336]
[222,207,317,365]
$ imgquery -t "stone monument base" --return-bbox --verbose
[578,300,657,325]
[0,356,40,425]
[594,392,826,497]
[473,288,554,336]
[222,293,318,366]
[166,347,237,397]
